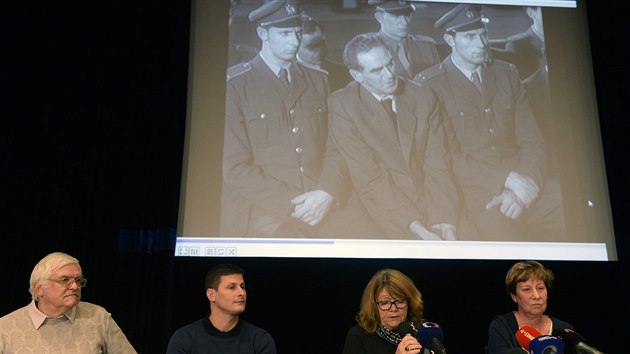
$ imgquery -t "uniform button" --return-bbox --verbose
[292,127,299,133]
[260,113,266,119]
[489,128,495,134]
[289,108,295,115]
[296,147,303,153]
[317,107,323,113]
[299,166,304,173]
[484,107,492,113]
[459,111,464,116]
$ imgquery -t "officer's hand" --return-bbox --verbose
[409,220,443,240]
[505,171,539,207]
[290,190,335,226]
[486,189,525,220]
[431,223,457,241]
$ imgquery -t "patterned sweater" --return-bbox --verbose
[0,300,137,354]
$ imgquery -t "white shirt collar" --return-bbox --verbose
[28,299,77,329]
[368,91,397,112]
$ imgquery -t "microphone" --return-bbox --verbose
[552,328,604,354]
[529,335,564,354]
[398,323,432,354]
[397,321,418,338]
[418,321,446,354]
[516,326,543,352]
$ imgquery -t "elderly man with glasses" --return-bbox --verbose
[0,251,137,353]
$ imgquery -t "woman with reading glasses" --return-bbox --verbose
[342,268,427,354]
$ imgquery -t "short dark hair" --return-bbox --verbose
[343,32,388,72]
[505,260,554,296]
[205,263,245,290]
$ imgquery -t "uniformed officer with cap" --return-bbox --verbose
[368,0,440,80]
[222,0,379,238]
[414,4,566,242]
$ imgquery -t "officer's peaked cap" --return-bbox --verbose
[434,4,489,33]
[249,0,302,28]
[376,1,416,16]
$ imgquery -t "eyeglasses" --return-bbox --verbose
[49,276,88,288]
[376,299,408,310]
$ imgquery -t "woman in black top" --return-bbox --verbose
[342,269,426,354]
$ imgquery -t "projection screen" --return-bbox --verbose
[176,0,616,261]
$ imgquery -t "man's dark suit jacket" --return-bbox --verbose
[328,78,458,238]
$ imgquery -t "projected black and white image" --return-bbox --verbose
[221,0,562,240]
[177,0,615,260]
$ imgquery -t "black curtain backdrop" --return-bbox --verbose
[3,1,629,353]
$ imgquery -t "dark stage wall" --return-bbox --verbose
[3,1,629,353]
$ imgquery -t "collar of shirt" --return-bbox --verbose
[28,299,76,329]
[260,52,292,81]
[370,92,397,112]
[450,56,482,83]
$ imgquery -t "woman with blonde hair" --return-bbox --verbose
[342,268,426,354]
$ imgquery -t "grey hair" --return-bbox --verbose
[29,252,81,301]
[343,32,388,72]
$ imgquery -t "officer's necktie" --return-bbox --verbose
[471,71,483,93]
[278,68,289,87]
[396,43,411,76]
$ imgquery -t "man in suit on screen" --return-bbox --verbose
[328,32,459,240]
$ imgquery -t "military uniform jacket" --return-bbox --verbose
[415,57,546,203]
[377,31,440,80]
[328,79,457,237]
[222,54,345,236]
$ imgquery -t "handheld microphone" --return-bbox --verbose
[418,321,446,354]
[529,335,564,354]
[398,323,431,354]
[515,326,543,352]
[397,321,418,338]
[552,328,604,354]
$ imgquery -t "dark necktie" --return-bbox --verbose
[471,71,483,93]
[381,98,398,135]
[381,98,395,118]
[278,68,289,87]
